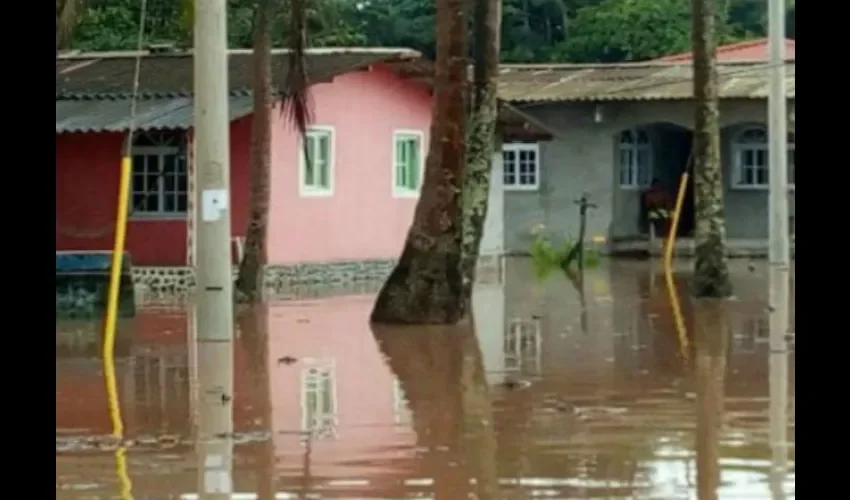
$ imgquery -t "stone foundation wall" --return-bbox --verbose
[131,259,397,299]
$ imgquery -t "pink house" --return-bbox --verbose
[56,48,547,293]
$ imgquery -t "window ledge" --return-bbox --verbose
[299,188,334,198]
[392,189,420,199]
[505,185,539,192]
[130,213,187,221]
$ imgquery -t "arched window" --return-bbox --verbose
[131,130,188,216]
[618,128,651,189]
[731,127,795,189]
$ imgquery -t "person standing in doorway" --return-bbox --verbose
[643,178,673,237]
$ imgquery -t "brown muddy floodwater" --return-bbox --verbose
[56,258,795,499]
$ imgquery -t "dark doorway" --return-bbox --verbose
[655,125,694,237]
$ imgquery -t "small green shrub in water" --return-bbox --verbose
[529,229,601,280]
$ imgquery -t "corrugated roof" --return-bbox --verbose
[660,38,796,62]
[55,95,254,133]
[56,47,421,98]
[497,61,795,103]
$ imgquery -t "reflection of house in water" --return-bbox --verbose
[471,266,509,385]
[502,257,618,383]
[56,307,259,437]
[613,260,796,396]
[266,296,418,480]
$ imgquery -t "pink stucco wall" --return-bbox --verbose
[266,296,417,478]
[267,65,432,264]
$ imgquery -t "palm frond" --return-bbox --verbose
[281,0,314,135]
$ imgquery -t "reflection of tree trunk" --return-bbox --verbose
[236,305,275,500]
[690,0,733,298]
[370,0,467,324]
[236,0,273,300]
[461,0,502,302]
[460,316,500,499]
[372,322,499,498]
[694,300,729,500]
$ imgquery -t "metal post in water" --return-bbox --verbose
[193,0,234,497]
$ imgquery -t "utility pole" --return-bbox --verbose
[767,0,790,266]
[767,0,790,493]
[193,0,234,498]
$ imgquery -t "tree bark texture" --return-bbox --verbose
[691,0,733,298]
[694,300,729,500]
[235,0,274,301]
[460,0,502,303]
[370,0,468,324]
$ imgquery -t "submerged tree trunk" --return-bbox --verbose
[460,0,502,302]
[236,0,274,301]
[694,300,729,500]
[691,0,733,298]
[370,0,468,324]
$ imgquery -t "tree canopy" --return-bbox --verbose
[65,0,796,63]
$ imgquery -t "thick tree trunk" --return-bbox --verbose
[691,0,733,298]
[235,0,273,301]
[461,0,502,302]
[694,300,729,500]
[370,0,468,324]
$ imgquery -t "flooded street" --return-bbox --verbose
[56,258,795,499]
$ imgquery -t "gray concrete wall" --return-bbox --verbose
[504,99,793,254]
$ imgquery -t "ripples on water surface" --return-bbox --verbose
[56,259,795,499]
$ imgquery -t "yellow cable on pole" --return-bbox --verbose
[101,0,148,497]
[664,172,690,362]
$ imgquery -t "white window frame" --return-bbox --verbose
[502,142,541,191]
[392,130,425,198]
[300,362,338,441]
[731,126,796,191]
[392,378,412,426]
[617,128,652,189]
[299,126,335,197]
[130,145,187,218]
[504,318,542,374]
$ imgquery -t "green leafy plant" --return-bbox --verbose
[528,225,601,280]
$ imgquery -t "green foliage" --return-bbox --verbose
[64,0,795,63]
[529,232,601,281]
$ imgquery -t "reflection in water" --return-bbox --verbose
[373,319,500,499]
[694,300,729,500]
[56,258,795,499]
[768,265,792,500]
[194,309,235,499]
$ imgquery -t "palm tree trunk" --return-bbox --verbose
[370,0,468,324]
[691,0,733,298]
[461,0,502,303]
[236,0,274,301]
